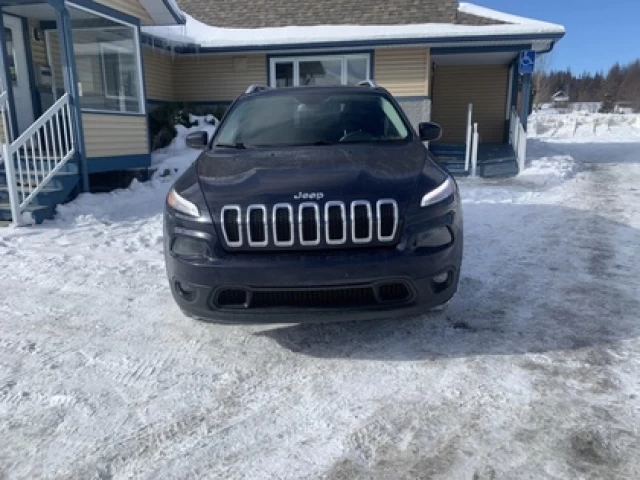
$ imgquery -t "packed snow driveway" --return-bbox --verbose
[1,136,640,478]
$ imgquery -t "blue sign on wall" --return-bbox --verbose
[519,50,536,74]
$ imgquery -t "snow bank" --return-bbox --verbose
[530,112,640,143]
[55,117,215,226]
[517,155,578,187]
[142,11,564,49]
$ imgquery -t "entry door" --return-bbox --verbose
[3,15,34,134]
[432,65,509,144]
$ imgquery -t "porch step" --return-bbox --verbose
[0,159,80,224]
[0,168,78,190]
[0,184,65,206]
[0,202,52,224]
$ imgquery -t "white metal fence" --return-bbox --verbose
[1,93,75,224]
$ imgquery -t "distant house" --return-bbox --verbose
[0,0,565,224]
[552,90,570,108]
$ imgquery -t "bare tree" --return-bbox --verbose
[533,52,555,108]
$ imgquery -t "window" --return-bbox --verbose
[270,54,371,88]
[46,4,144,114]
[100,44,138,104]
[214,91,411,148]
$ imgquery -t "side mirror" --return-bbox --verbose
[186,131,208,149]
[418,122,442,142]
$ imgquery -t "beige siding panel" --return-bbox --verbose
[173,54,267,102]
[94,0,154,24]
[432,65,509,143]
[375,48,430,97]
[82,113,149,158]
[143,47,175,101]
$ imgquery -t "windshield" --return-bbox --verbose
[214,92,411,148]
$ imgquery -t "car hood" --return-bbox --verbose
[197,142,442,216]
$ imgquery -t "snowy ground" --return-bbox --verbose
[1,118,640,479]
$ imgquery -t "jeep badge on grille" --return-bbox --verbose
[294,192,324,200]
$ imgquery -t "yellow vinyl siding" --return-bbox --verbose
[375,47,430,97]
[432,65,509,143]
[82,113,149,157]
[173,54,267,102]
[143,47,174,101]
[0,116,5,144]
[94,0,154,24]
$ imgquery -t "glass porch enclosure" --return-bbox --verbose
[46,4,144,115]
[0,0,146,192]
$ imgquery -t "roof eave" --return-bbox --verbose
[141,30,565,54]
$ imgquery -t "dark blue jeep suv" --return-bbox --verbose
[164,83,463,323]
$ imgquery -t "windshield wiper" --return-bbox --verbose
[215,142,246,149]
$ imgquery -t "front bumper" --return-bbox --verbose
[164,205,463,324]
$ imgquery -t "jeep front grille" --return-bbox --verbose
[220,200,399,250]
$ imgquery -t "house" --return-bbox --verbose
[551,89,570,109]
[0,0,565,225]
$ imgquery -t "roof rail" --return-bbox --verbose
[357,79,379,88]
[245,84,272,94]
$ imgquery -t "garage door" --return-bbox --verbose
[431,65,509,144]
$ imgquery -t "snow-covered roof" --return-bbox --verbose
[552,90,570,101]
[458,3,564,31]
[142,2,565,51]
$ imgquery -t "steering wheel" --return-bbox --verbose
[339,130,375,143]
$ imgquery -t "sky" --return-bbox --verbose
[477,0,639,73]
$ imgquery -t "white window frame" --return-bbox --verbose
[100,43,137,102]
[58,2,146,115]
[269,53,371,88]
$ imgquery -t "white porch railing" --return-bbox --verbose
[470,123,479,177]
[464,103,473,172]
[2,93,75,224]
[509,106,527,173]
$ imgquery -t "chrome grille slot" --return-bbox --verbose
[351,201,373,243]
[220,199,398,249]
[247,205,268,247]
[272,203,294,247]
[325,201,346,245]
[221,205,242,247]
[299,202,321,246]
[377,199,398,241]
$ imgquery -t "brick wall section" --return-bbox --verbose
[177,0,459,28]
[455,12,507,26]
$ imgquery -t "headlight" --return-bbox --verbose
[421,177,455,208]
[167,188,200,217]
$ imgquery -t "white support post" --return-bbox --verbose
[517,122,527,173]
[464,103,473,172]
[470,123,479,178]
[3,143,21,225]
